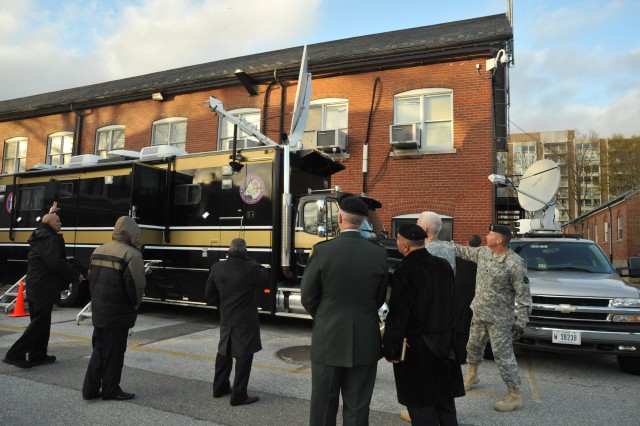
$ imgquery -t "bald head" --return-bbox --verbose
[42,213,62,233]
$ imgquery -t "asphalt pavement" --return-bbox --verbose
[1,302,639,426]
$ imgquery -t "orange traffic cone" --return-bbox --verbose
[8,280,29,317]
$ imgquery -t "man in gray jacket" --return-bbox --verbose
[82,216,146,401]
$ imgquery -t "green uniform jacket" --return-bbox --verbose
[301,231,388,367]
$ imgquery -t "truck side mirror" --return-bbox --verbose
[317,225,327,238]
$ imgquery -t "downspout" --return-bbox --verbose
[71,104,84,155]
[261,81,276,135]
[274,70,286,143]
[362,76,381,195]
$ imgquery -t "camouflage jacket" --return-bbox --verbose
[425,239,456,272]
[451,243,531,326]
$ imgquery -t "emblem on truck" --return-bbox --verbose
[240,174,265,204]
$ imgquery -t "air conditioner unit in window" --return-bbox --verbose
[222,138,260,151]
[314,130,347,152]
[390,124,421,149]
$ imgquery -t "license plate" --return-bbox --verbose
[552,329,581,345]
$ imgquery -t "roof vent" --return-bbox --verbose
[66,154,102,168]
[140,145,188,160]
[107,149,141,160]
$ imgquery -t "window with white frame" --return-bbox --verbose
[3,137,27,174]
[394,88,453,150]
[47,132,74,166]
[594,221,598,243]
[218,108,261,151]
[96,125,125,158]
[617,212,623,240]
[302,99,348,148]
[152,118,187,150]
[604,221,609,242]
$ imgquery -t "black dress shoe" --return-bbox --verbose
[2,357,33,369]
[230,396,259,406]
[213,388,232,398]
[29,355,56,365]
[102,391,135,401]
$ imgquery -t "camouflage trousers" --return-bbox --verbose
[466,319,521,389]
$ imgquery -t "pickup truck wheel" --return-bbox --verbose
[617,355,640,375]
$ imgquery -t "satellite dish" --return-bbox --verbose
[517,159,560,212]
[288,45,311,149]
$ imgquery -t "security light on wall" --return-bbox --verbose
[152,92,164,101]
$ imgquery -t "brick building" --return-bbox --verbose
[564,187,640,268]
[0,14,513,244]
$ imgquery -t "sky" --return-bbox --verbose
[0,0,638,138]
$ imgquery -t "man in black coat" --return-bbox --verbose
[301,196,388,426]
[205,238,268,406]
[453,234,481,364]
[383,224,464,426]
[3,204,81,369]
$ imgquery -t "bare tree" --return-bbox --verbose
[607,134,640,197]
[569,130,602,217]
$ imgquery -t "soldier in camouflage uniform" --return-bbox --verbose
[451,224,531,412]
[418,211,456,271]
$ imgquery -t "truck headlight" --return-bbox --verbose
[612,315,640,322]
[611,298,640,307]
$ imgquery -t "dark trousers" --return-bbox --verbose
[407,398,458,426]
[82,327,129,398]
[5,301,53,362]
[309,361,378,426]
[213,349,254,404]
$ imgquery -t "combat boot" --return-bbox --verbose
[399,409,411,422]
[494,386,523,412]
[463,363,479,390]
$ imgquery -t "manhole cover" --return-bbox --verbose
[276,345,311,365]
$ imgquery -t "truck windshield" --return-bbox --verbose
[510,241,614,274]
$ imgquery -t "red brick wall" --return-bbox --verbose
[1,60,495,243]
[564,191,640,267]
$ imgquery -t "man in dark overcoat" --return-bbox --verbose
[383,224,464,426]
[205,238,268,406]
[301,196,388,426]
[3,203,81,369]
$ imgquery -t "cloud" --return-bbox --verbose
[0,0,321,101]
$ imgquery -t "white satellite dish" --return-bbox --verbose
[288,45,311,150]
[517,159,561,212]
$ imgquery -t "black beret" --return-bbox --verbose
[398,224,428,241]
[339,196,369,216]
[489,224,512,237]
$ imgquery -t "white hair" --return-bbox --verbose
[417,211,442,235]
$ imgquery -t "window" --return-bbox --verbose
[394,89,453,150]
[604,221,609,242]
[302,99,348,148]
[3,137,27,174]
[594,221,598,243]
[96,125,125,158]
[152,118,187,150]
[19,187,45,211]
[617,213,623,241]
[47,132,73,166]
[218,109,261,151]
[175,184,201,205]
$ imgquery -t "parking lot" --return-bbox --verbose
[1,302,639,426]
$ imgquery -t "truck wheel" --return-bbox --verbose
[58,281,79,307]
[617,355,640,375]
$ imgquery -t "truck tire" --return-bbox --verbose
[58,281,80,307]
[617,355,640,375]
